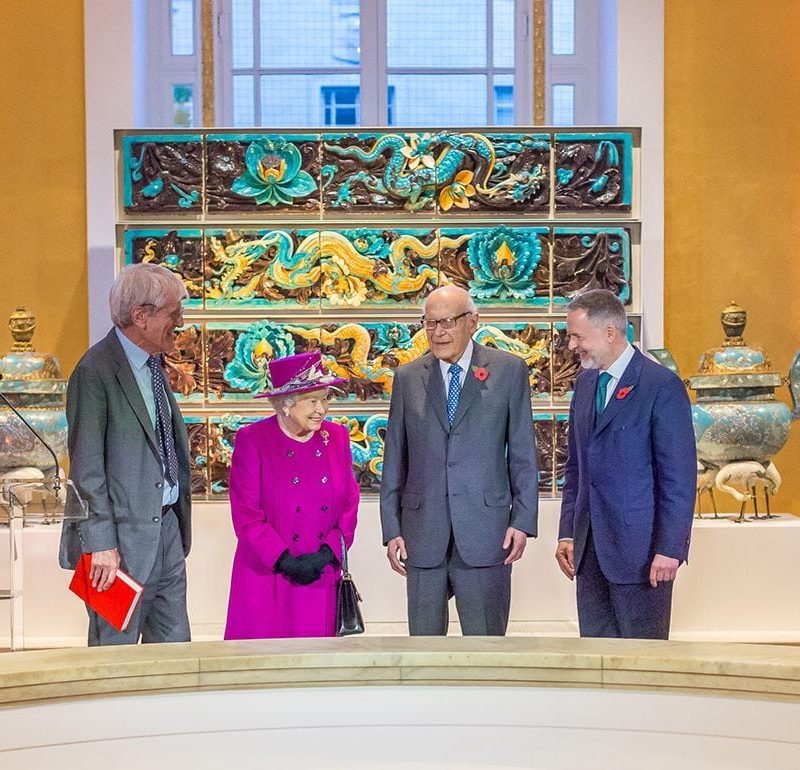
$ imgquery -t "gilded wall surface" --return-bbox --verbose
[116,128,640,497]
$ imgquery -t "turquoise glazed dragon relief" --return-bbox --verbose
[321,131,550,213]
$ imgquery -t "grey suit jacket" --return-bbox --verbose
[380,343,538,568]
[59,328,192,584]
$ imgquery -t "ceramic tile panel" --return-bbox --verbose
[122,134,203,213]
[164,324,205,403]
[123,229,204,308]
[438,225,550,307]
[205,133,321,214]
[534,414,555,496]
[475,322,551,401]
[320,132,437,213]
[183,416,209,495]
[554,413,570,492]
[317,322,427,401]
[204,228,322,309]
[205,321,322,402]
[432,131,550,214]
[552,227,632,307]
[553,132,633,213]
[207,414,261,495]
[319,227,439,308]
[327,413,388,492]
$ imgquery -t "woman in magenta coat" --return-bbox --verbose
[224,351,359,639]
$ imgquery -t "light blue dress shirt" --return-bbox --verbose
[601,343,635,407]
[115,328,179,506]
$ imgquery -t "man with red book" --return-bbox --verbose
[60,264,193,645]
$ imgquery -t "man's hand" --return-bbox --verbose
[502,527,527,564]
[386,536,408,576]
[90,548,120,591]
[555,540,575,580]
[649,553,679,588]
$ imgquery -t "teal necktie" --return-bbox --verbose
[594,371,612,418]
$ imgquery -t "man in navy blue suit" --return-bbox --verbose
[555,290,696,639]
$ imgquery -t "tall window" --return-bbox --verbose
[143,0,615,128]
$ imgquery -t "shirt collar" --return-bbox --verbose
[115,327,151,371]
[604,343,635,381]
[439,339,474,378]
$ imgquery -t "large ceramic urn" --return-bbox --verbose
[650,302,800,467]
[0,308,68,473]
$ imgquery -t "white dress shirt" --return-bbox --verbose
[439,340,474,399]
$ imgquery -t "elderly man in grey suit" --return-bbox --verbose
[380,285,538,636]
[60,263,192,645]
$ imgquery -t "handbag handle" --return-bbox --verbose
[338,529,350,577]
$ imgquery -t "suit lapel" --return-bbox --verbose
[593,348,645,436]
[450,343,486,431]
[107,329,160,458]
[420,354,449,433]
[578,368,599,441]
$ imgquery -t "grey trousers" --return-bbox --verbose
[406,536,512,636]
[87,510,190,646]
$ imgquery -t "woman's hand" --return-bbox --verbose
[274,545,336,585]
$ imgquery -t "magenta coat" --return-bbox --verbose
[224,416,359,639]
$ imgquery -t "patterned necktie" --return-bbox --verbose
[595,371,613,418]
[147,355,179,486]
[447,363,462,425]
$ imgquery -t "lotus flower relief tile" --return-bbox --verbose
[313,322,427,401]
[552,227,632,307]
[438,226,550,307]
[320,132,437,213]
[534,414,555,496]
[432,132,550,214]
[208,414,260,495]
[206,321,321,402]
[123,229,204,308]
[183,416,209,495]
[474,322,551,401]
[204,229,322,309]
[319,228,438,308]
[122,135,203,213]
[328,414,388,492]
[164,324,204,403]
[553,132,633,212]
[206,134,320,214]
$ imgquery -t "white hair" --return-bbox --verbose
[109,264,188,328]
[267,393,299,413]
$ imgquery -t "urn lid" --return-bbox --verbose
[0,307,67,395]
[688,302,782,389]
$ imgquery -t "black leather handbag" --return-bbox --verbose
[336,530,364,636]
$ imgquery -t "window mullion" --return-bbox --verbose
[486,0,494,125]
[515,0,534,123]
[252,0,261,125]
[359,0,384,126]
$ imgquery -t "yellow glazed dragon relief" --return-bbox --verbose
[204,229,441,306]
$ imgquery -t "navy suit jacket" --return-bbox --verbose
[558,347,696,584]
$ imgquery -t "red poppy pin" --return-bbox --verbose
[616,385,635,400]
[472,366,489,381]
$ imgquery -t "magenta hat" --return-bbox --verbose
[256,351,347,399]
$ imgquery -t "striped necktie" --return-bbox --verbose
[147,355,179,486]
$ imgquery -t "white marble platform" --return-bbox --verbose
[2,501,800,647]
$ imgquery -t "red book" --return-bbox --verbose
[69,553,144,632]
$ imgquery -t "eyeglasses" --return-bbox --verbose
[420,311,472,331]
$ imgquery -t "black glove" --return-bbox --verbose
[274,544,336,586]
